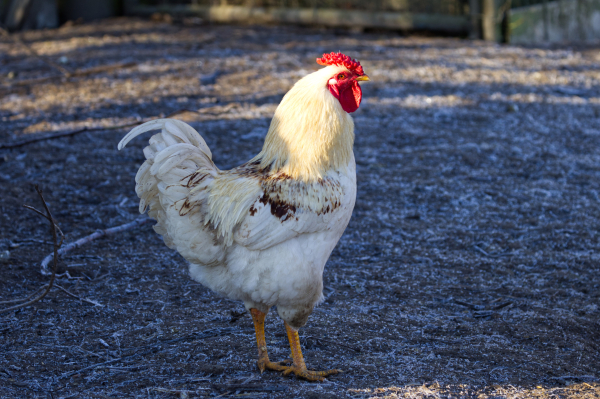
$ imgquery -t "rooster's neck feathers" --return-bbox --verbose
[256,65,355,181]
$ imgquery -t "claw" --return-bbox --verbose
[258,358,291,373]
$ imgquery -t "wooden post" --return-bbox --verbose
[481,0,496,41]
[4,0,58,31]
[469,0,481,39]
[501,0,511,43]
[4,0,32,30]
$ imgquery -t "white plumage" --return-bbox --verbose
[119,58,368,381]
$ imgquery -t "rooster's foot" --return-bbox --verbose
[283,321,342,381]
[282,365,342,382]
[252,309,295,374]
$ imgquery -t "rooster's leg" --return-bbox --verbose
[250,308,292,373]
[281,321,342,382]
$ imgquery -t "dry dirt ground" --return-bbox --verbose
[1,17,600,399]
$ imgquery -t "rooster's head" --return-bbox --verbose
[257,51,368,179]
[316,52,370,113]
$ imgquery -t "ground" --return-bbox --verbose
[0,17,599,399]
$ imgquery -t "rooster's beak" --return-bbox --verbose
[355,74,370,82]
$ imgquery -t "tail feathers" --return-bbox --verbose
[118,119,212,160]
[151,143,209,178]
[119,118,218,250]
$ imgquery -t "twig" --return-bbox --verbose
[10,238,52,246]
[60,327,234,379]
[60,356,127,379]
[54,284,104,307]
[0,109,196,150]
[40,218,152,275]
[71,62,137,78]
[492,301,513,310]
[473,310,495,318]
[0,186,62,314]
[454,299,479,310]
[2,62,138,89]
[0,124,138,150]
[23,205,65,240]
[0,284,47,304]
[76,346,104,359]
[472,245,515,258]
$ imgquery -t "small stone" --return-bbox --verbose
[507,103,519,112]
[0,250,9,263]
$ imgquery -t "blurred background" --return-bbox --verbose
[2,0,600,43]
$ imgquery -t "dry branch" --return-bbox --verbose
[0,109,199,150]
[0,284,47,305]
[54,284,104,307]
[0,123,139,150]
[3,62,138,89]
[472,245,515,258]
[40,218,152,275]
[60,327,235,380]
[0,186,62,314]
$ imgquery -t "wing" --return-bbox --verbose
[231,171,355,251]
[233,198,325,251]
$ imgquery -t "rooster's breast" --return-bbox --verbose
[189,158,356,315]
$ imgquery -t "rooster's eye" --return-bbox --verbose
[338,73,346,80]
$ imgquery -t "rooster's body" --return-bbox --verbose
[119,53,368,381]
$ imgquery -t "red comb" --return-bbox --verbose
[316,52,364,76]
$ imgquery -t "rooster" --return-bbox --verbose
[118,52,369,381]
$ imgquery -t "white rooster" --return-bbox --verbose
[118,52,369,381]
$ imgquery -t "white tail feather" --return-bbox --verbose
[118,119,213,159]
[118,118,219,255]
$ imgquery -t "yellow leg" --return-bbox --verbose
[281,321,342,382]
[250,309,292,373]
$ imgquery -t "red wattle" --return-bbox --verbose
[338,81,362,113]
